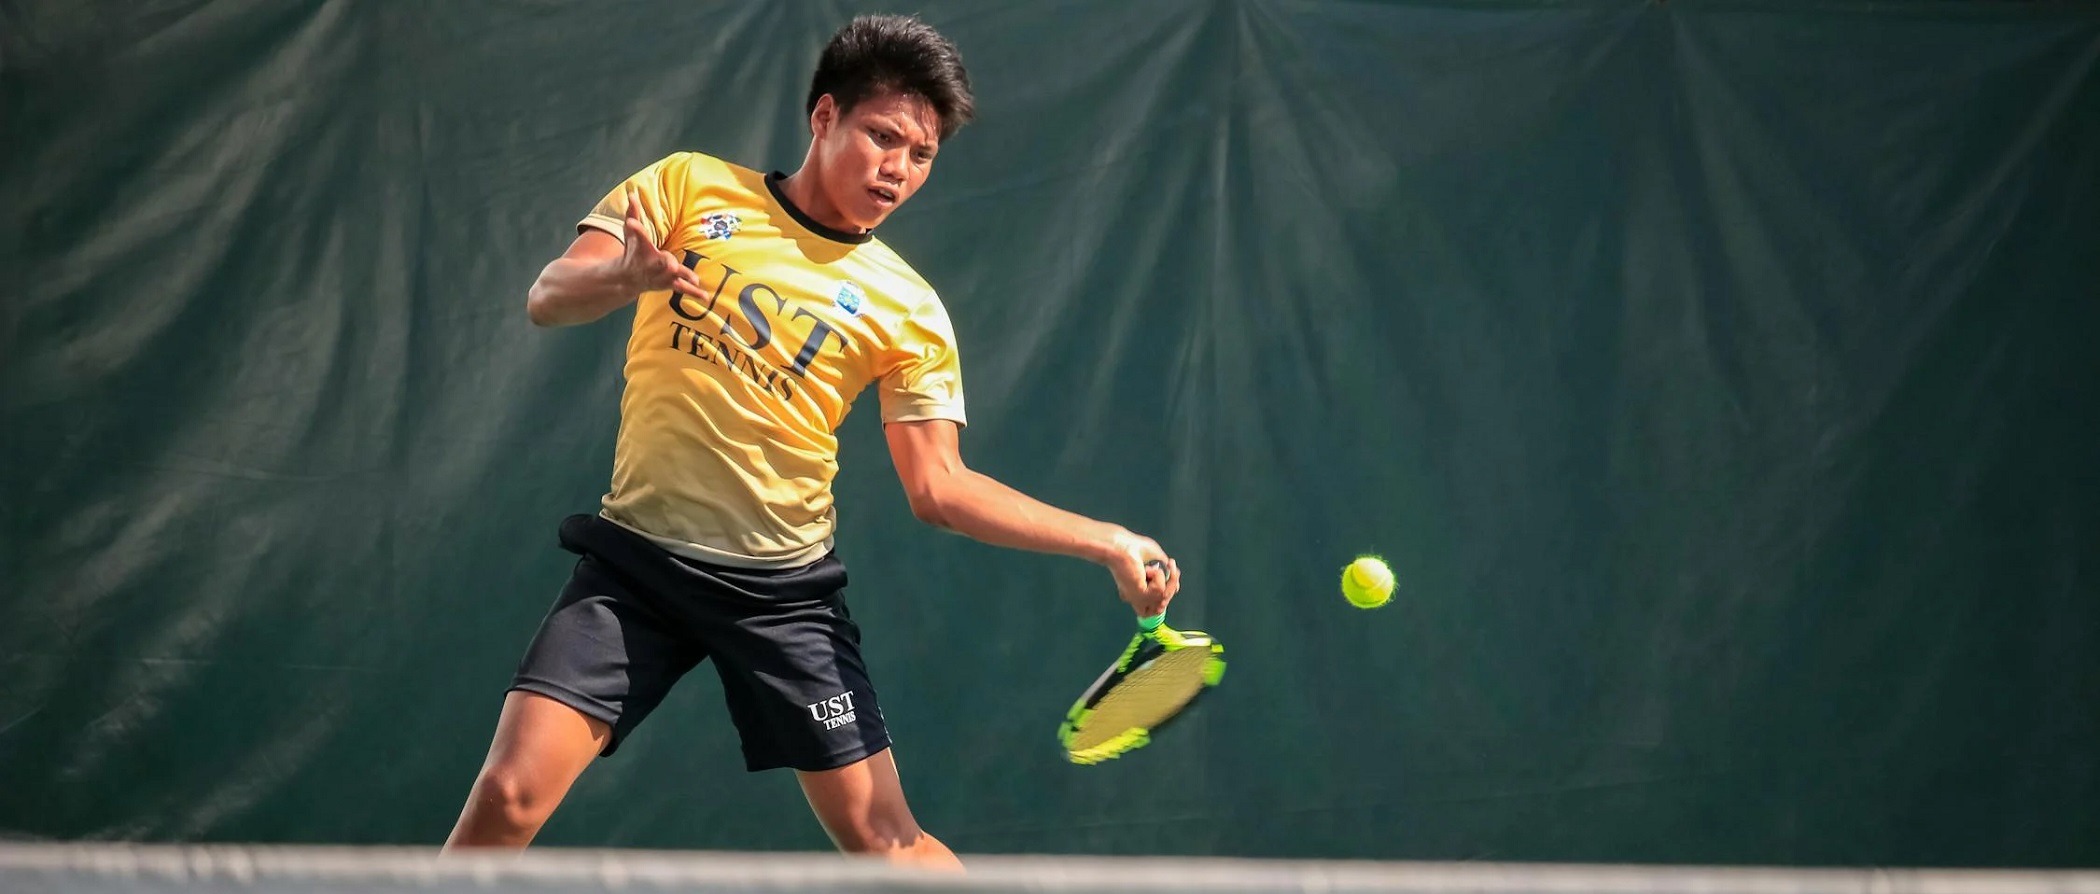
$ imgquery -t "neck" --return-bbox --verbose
[778,164,865,235]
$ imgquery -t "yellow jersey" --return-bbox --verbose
[575,151,966,569]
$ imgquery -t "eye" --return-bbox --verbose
[869,128,894,146]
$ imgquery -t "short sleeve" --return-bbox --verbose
[878,292,967,426]
[577,152,692,249]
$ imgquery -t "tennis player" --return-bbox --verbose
[442,14,1181,868]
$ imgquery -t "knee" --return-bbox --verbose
[471,764,557,834]
[829,812,927,856]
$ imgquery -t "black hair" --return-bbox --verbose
[806,14,975,141]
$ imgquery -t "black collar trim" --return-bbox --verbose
[766,171,873,245]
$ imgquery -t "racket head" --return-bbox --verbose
[1057,622,1226,765]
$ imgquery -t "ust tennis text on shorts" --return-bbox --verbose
[807,692,857,730]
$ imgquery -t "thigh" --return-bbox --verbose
[444,689,611,849]
[704,579,890,773]
[477,688,612,786]
[509,554,706,756]
[794,748,915,845]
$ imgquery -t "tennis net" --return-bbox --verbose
[4,844,2098,894]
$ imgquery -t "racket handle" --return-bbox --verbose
[1139,559,1170,630]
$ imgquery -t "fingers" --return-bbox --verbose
[617,230,699,295]
[622,188,655,250]
[1147,574,1174,616]
[1137,564,1167,617]
[623,187,644,225]
[1129,580,1165,618]
[665,259,705,297]
[623,216,653,256]
[1140,547,1178,595]
[609,188,705,298]
[1128,549,1180,618]
[1108,530,1182,617]
[1143,559,1168,591]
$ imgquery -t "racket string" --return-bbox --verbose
[1066,648,1214,750]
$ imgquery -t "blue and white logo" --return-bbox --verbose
[833,281,866,317]
[699,212,742,241]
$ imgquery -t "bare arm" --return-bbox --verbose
[884,418,1180,617]
[525,188,705,327]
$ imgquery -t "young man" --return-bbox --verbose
[442,15,1181,868]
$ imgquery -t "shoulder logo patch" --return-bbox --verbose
[699,212,742,241]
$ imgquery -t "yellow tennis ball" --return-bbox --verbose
[1341,556,1395,608]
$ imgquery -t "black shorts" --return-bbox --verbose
[505,513,889,772]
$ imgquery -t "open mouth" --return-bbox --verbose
[869,186,898,206]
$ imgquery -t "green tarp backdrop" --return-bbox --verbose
[4,0,2098,868]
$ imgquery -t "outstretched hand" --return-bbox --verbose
[613,188,705,298]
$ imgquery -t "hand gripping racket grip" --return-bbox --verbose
[1138,559,1169,631]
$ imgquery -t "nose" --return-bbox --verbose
[877,150,906,185]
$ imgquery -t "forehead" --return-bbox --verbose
[842,89,941,143]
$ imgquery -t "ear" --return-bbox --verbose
[809,94,837,138]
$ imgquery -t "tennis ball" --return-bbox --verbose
[1341,555,1395,608]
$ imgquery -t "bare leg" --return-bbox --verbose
[796,748,962,870]
[443,690,611,850]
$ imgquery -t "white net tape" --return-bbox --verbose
[4,845,2099,894]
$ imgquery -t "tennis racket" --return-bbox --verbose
[1057,560,1225,765]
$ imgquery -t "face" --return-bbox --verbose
[809,88,941,231]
